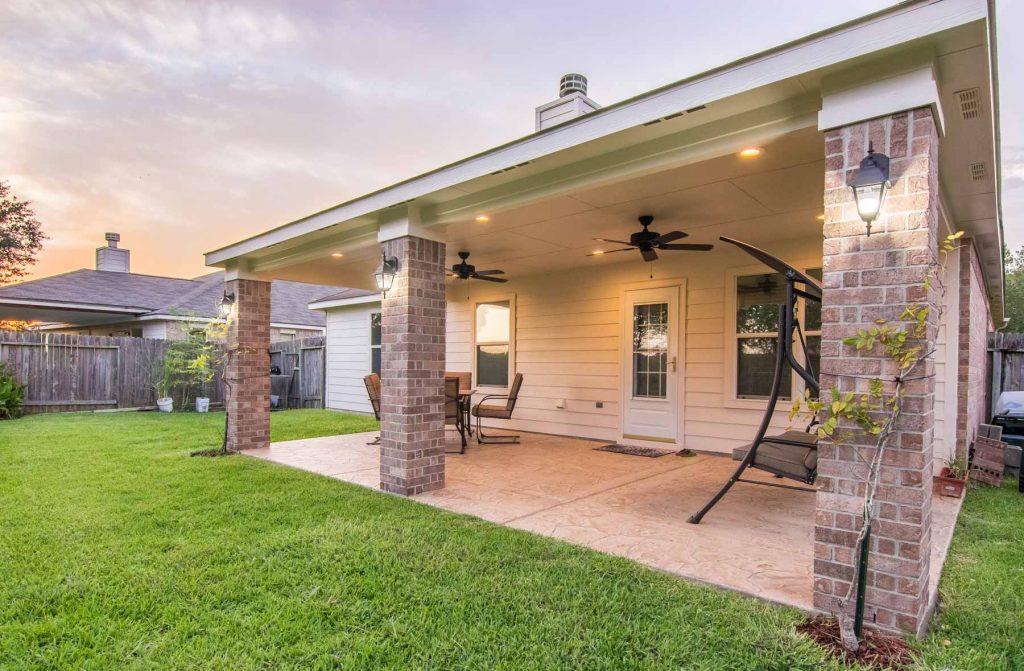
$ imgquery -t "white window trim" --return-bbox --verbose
[369,308,381,375]
[723,261,822,410]
[471,293,516,392]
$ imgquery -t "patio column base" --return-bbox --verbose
[815,108,940,638]
[225,278,271,452]
[379,235,446,496]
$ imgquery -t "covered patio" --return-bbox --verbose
[206,1,1001,637]
[246,430,961,612]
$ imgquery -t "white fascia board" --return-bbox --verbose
[818,66,946,133]
[205,0,986,267]
[0,298,143,314]
[308,294,381,311]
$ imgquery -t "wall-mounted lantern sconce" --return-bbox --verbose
[374,253,399,295]
[850,142,890,236]
[219,290,235,318]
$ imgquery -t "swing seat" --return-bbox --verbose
[731,431,818,484]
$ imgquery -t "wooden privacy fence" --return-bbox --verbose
[269,336,325,409]
[990,331,1024,414]
[0,331,325,414]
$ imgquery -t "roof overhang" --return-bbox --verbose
[206,0,1001,314]
[308,294,381,311]
[0,298,147,326]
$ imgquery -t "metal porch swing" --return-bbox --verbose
[688,236,822,525]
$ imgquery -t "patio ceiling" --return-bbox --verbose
[246,126,826,290]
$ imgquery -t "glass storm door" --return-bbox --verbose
[622,286,679,444]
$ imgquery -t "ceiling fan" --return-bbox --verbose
[448,251,508,283]
[588,215,713,262]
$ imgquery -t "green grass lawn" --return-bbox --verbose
[0,410,1020,670]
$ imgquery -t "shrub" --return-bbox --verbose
[0,362,25,419]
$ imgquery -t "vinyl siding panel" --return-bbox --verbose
[323,303,378,413]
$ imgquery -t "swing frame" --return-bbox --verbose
[687,237,822,525]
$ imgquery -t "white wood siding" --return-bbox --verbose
[323,304,377,413]
[447,237,827,453]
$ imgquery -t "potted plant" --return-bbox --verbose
[934,456,968,498]
[153,362,174,412]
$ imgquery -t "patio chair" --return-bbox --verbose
[445,376,467,453]
[363,373,382,446]
[472,372,523,445]
[446,371,473,434]
[688,238,821,525]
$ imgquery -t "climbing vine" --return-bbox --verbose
[792,230,962,651]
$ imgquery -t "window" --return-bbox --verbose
[370,311,381,376]
[475,300,510,387]
[733,267,822,400]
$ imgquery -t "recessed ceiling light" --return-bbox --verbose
[592,250,605,255]
[739,147,763,158]
[816,214,825,221]
[331,252,344,258]
[475,214,490,223]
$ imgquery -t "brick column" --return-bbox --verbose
[379,235,446,495]
[225,278,271,452]
[955,241,993,458]
[815,108,940,637]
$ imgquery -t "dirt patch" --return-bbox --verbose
[190,448,237,458]
[797,616,914,670]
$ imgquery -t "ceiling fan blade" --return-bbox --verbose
[594,238,633,246]
[472,274,508,283]
[587,247,634,256]
[654,230,688,244]
[658,243,714,251]
[473,269,505,275]
[641,247,658,262]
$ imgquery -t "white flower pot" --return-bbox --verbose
[195,397,210,413]
[157,397,173,413]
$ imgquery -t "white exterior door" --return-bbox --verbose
[622,286,680,444]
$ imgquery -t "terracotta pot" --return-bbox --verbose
[933,467,966,498]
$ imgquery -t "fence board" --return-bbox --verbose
[269,336,325,409]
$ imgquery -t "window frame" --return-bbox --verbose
[472,294,516,391]
[724,262,822,409]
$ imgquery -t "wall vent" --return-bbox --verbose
[955,88,982,120]
[969,162,986,182]
[489,161,531,176]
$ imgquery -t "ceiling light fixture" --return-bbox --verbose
[475,214,490,223]
[591,250,605,255]
[816,214,825,221]
[739,147,763,158]
[331,252,344,258]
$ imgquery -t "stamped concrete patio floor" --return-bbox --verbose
[246,430,960,612]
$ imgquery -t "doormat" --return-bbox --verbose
[594,444,675,458]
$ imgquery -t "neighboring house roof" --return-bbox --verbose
[309,287,378,306]
[0,269,340,327]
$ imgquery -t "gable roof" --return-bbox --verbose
[0,269,342,327]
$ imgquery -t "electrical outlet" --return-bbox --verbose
[596,401,604,409]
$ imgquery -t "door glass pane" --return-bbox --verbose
[737,337,791,400]
[477,345,509,386]
[736,273,785,333]
[633,302,668,399]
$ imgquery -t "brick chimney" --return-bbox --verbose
[96,232,130,273]
[535,73,601,131]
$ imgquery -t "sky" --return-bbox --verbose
[2,0,1021,282]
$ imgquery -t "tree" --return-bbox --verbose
[0,181,46,284]
[1003,245,1024,332]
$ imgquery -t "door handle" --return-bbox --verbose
[671,356,677,373]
